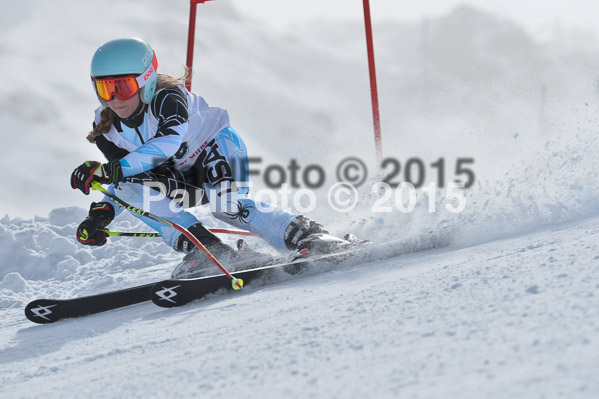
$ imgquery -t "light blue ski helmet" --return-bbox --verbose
[90,38,158,106]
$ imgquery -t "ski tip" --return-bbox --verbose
[151,283,187,308]
[25,300,61,324]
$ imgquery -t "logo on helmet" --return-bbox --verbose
[142,48,154,67]
[143,65,155,81]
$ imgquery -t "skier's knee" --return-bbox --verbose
[210,196,257,226]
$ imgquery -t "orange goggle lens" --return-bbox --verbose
[93,76,140,101]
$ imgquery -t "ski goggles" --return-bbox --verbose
[92,51,158,101]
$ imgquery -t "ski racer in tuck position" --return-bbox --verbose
[70,38,349,277]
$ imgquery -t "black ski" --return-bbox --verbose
[24,230,451,323]
[24,283,154,324]
[150,233,448,308]
[151,258,312,308]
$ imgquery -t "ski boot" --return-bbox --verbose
[171,223,241,279]
[284,216,363,261]
[233,239,286,270]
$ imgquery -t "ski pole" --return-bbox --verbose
[91,181,244,290]
[99,230,161,238]
[99,227,254,238]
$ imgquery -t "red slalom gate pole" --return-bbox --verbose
[186,0,214,91]
[362,0,383,164]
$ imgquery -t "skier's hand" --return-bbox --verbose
[76,202,115,246]
[70,160,124,195]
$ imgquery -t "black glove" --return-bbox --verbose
[76,202,115,246]
[70,160,124,195]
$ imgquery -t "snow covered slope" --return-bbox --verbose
[1,213,598,398]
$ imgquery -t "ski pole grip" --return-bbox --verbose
[91,181,108,193]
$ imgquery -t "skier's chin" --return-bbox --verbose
[108,95,140,119]
[112,108,132,118]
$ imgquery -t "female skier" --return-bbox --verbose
[70,38,345,272]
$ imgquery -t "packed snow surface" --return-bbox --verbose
[1,213,598,398]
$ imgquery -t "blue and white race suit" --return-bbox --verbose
[93,85,295,249]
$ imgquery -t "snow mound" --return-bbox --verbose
[0,207,179,309]
[0,203,279,309]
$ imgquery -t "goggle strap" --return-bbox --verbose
[135,51,158,88]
